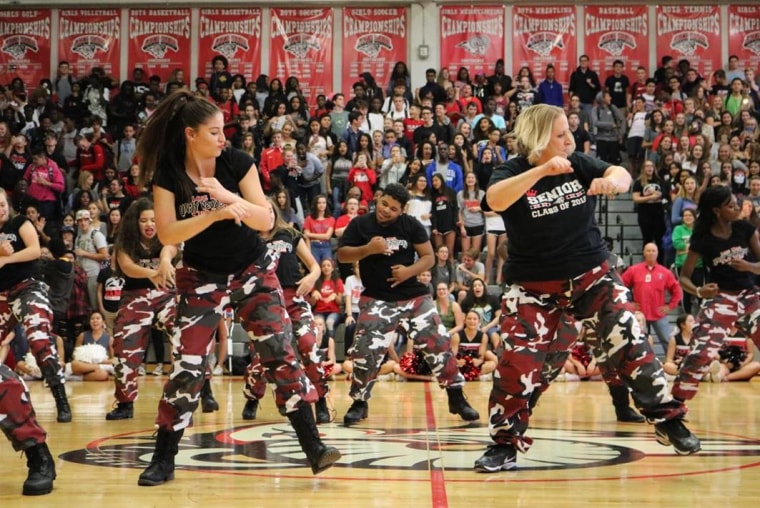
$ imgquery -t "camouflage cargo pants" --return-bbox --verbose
[0,279,65,387]
[0,364,46,450]
[490,263,685,452]
[349,294,464,402]
[673,289,760,401]
[156,257,316,431]
[243,287,327,401]
[112,288,176,402]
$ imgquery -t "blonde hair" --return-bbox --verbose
[513,104,573,164]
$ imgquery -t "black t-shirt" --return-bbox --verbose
[339,212,429,301]
[121,242,162,291]
[0,215,37,291]
[154,148,265,274]
[487,152,609,281]
[604,75,630,108]
[97,265,124,313]
[267,228,303,289]
[690,220,757,291]
[572,127,590,152]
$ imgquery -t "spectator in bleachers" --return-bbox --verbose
[591,91,624,164]
[632,160,666,258]
[405,172,432,236]
[435,282,464,337]
[430,173,458,257]
[24,147,65,220]
[454,248,485,303]
[537,64,563,107]
[569,55,601,118]
[458,171,485,255]
[310,258,343,341]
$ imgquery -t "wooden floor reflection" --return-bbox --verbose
[2,374,760,507]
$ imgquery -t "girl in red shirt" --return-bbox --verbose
[310,258,344,340]
[347,153,377,202]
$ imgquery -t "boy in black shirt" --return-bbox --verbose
[337,183,479,425]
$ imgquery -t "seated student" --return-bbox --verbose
[451,311,497,381]
[342,330,399,381]
[454,248,486,303]
[67,311,114,381]
[392,332,435,382]
[663,314,694,377]
[460,279,501,338]
[709,337,760,383]
[417,269,434,296]
[314,315,343,380]
[560,328,601,382]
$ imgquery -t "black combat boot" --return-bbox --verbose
[200,379,219,413]
[23,442,56,495]
[315,396,331,424]
[242,399,259,420]
[50,383,72,423]
[609,385,645,423]
[342,400,368,426]
[105,402,134,421]
[447,387,480,421]
[137,428,185,486]
[288,404,341,474]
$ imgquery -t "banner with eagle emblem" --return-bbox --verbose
[198,8,262,83]
[59,10,121,79]
[270,8,333,106]
[342,8,407,97]
[127,8,191,84]
[729,5,760,75]
[0,9,51,86]
[513,6,576,88]
[584,6,648,75]
[439,5,505,79]
[656,5,720,76]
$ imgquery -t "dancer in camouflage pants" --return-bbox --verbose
[0,364,46,450]
[490,264,683,453]
[112,289,176,403]
[156,257,317,431]
[350,294,464,402]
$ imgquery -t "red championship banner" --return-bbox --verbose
[656,5,721,76]
[59,9,121,79]
[342,8,407,96]
[0,9,51,86]
[270,8,333,105]
[513,6,576,86]
[439,5,505,78]
[198,8,262,82]
[729,5,760,74]
[128,9,191,84]
[584,6,649,75]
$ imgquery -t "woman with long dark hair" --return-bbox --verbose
[672,185,760,402]
[430,173,458,259]
[105,197,179,420]
[632,159,666,260]
[134,90,339,485]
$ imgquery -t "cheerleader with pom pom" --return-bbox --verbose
[67,311,113,381]
[451,311,497,381]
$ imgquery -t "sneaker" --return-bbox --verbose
[474,444,517,473]
[708,360,721,383]
[479,373,493,382]
[654,418,702,455]
[376,373,394,381]
[138,366,146,376]
[151,364,163,376]
[212,365,224,376]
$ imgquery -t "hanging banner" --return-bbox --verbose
[128,9,191,84]
[513,6,576,86]
[59,9,121,80]
[198,8,262,84]
[729,5,760,74]
[584,6,649,75]
[439,5,505,78]
[342,8,407,96]
[270,8,333,105]
[0,9,51,86]
[656,5,721,76]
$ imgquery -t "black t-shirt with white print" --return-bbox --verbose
[689,220,757,291]
[154,148,265,275]
[267,228,303,289]
[487,152,610,281]
[340,212,429,301]
[121,242,162,291]
[0,215,36,291]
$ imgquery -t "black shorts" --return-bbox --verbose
[464,225,484,237]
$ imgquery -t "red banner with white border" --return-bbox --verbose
[0,9,51,86]
[127,9,191,84]
[655,5,721,76]
[270,8,333,105]
[342,8,407,96]
[58,9,121,80]
[198,8,262,85]
[513,6,576,87]
[584,6,649,77]
[729,5,760,75]
[439,5,505,78]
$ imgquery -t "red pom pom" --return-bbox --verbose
[399,352,418,374]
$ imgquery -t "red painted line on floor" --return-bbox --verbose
[424,383,449,508]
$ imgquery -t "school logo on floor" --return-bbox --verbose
[60,423,760,476]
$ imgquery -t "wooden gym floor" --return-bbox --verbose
[2,375,760,507]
